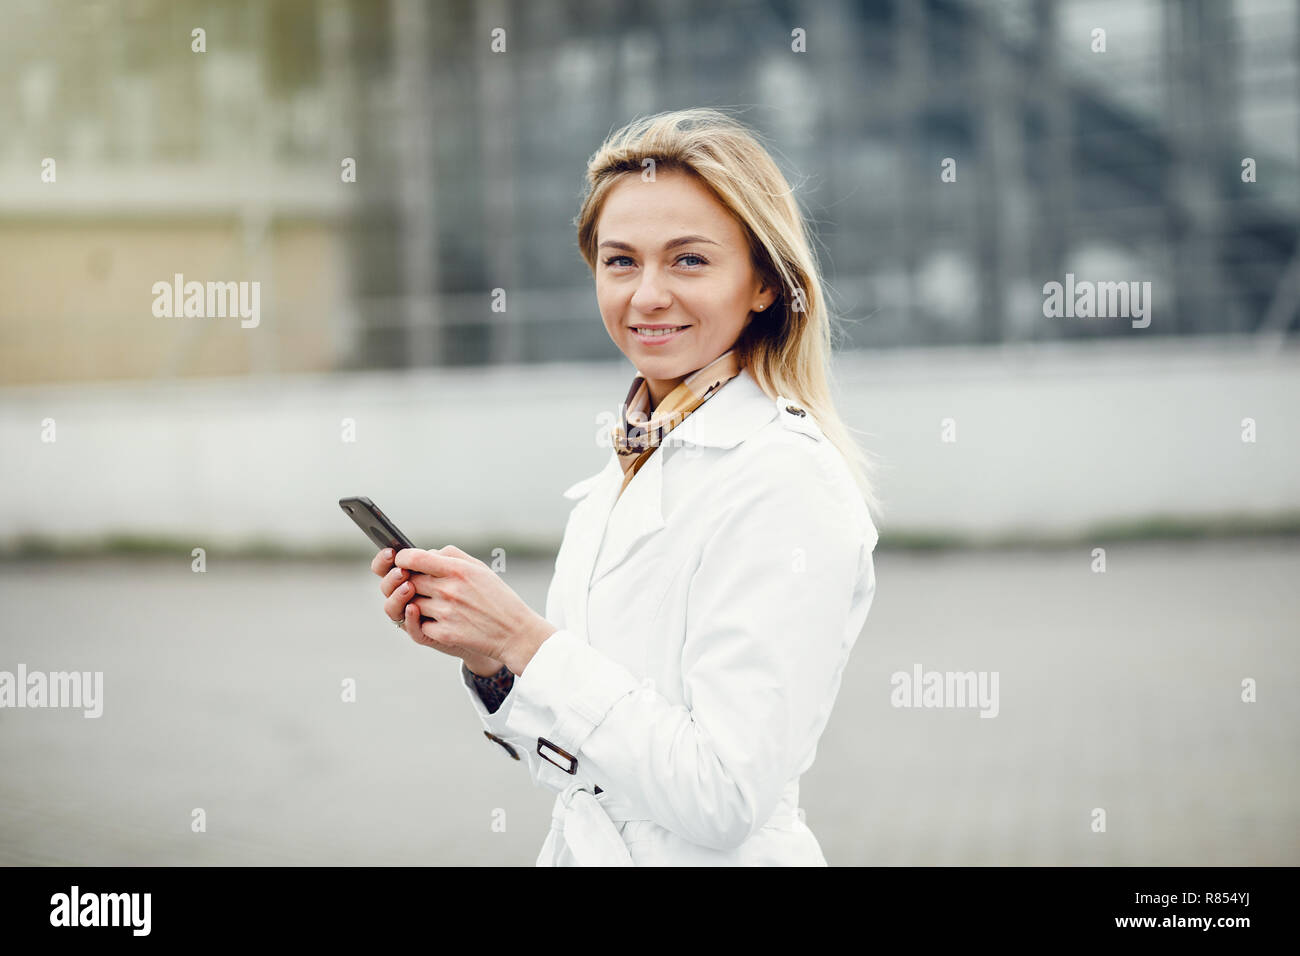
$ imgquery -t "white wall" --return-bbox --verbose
[2,335,1296,551]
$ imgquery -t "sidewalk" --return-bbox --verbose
[0,538,1295,865]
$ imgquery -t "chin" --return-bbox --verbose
[635,354,693,374]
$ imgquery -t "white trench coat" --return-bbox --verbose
[458,366,879,865]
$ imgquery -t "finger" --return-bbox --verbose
[394,547,459,576]
[438,544,477,563]
[370,548,395,577]
[380,566,410,598]
[406,603,454,653]
[417,614,457,650]
[407,571,440,597]
[411,595,443,620]
[401,601,426,644]
[384,578,415,621]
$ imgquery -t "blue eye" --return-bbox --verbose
[602,254,709,268]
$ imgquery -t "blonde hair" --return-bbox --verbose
[573,107,884,522]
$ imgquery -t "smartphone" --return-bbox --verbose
[339,496,416,552]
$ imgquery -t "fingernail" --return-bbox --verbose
[399,583,410,594]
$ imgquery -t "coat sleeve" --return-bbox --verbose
[456,529,573,771]
[462,664,513,714]
[497,442,877,851]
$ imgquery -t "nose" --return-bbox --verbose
[629,268,672,313]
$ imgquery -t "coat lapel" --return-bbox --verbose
[559,454,622,643]
[589,441,666,587]
[557,367,781,640]
[589,368,779,590]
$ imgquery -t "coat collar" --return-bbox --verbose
[561,365,778,503]
[659,365,779,450]
[562,366,780,599]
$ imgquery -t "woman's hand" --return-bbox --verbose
[370,547,505,676]
[393,545,558,676]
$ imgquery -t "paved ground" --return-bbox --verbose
[1,538,1296,865]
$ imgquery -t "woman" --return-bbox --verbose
[370,108,881,865]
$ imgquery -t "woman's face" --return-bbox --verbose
[594,168,772,409]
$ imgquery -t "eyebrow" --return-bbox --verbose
[597,235,722,253]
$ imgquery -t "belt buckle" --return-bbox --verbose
[537,736,577,774]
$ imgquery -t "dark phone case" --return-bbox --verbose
[338,496,416,552]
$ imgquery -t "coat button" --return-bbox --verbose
[483,730,520,760]
[785,404,806,417]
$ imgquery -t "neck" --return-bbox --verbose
[644,377,681,411]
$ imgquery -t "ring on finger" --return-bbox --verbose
[393,607,436,628]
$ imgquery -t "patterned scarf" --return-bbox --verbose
[610,348,743,498]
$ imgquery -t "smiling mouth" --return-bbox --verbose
[630,325,689,337]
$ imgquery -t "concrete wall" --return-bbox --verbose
[0,217,350,385]
[2,335,1297,553]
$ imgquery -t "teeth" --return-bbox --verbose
[634,326,686,337]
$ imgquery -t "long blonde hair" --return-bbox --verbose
[573,107,884,522]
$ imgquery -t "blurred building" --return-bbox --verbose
[0,0,1297,386]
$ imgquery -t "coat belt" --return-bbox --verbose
[548,780,803,866]
[550,784,634,866]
